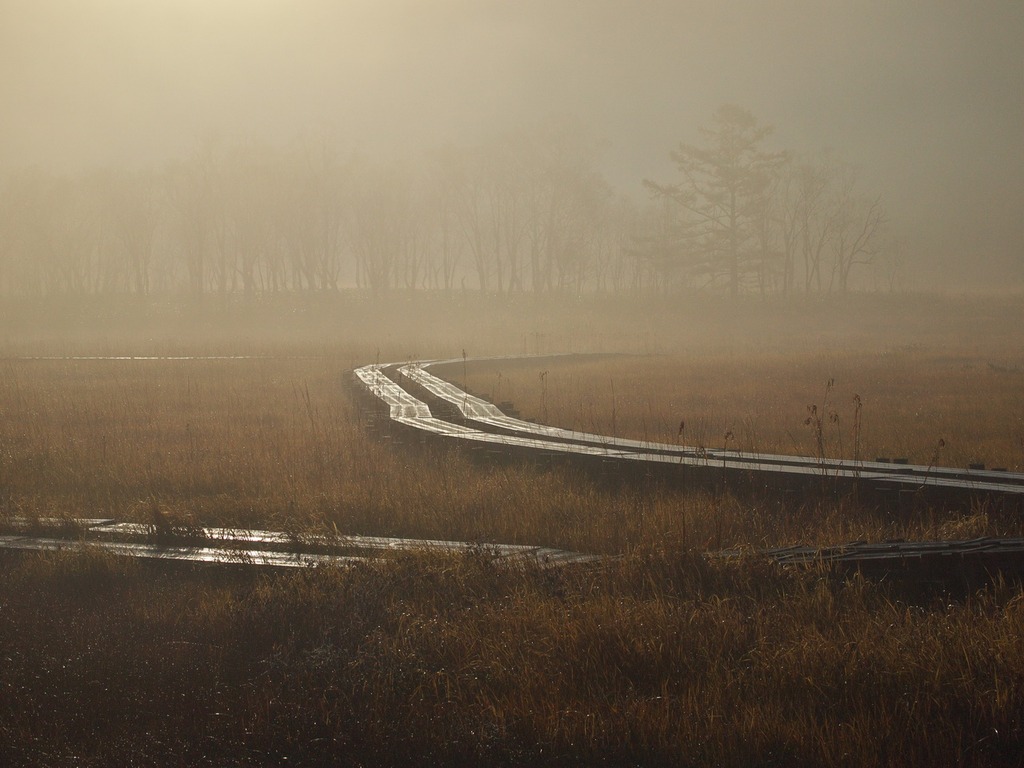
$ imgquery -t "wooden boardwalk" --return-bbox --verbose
[0,518,599,570]
[4,353,1023,581]
[354,355,1024,506]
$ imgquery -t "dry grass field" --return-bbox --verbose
[2,292,1024,765]
[461,349,1024,472]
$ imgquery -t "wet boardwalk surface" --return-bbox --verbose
[355,355,1024,503]
[4,354,1023,582]
[0,518,600,570]
[6,517,1024,585]
[350,354,1024,583]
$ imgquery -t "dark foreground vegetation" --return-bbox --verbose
[2,291,1024,765]
[3,548,1024,767]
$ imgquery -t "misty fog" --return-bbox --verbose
[1,0,1021,292]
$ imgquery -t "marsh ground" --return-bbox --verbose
[1,291,1023,766]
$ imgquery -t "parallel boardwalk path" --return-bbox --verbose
[356,355,1024,504]
[3,353,1023,580]
[352,354,1024,584]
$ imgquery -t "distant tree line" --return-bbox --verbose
[0,109,894,299]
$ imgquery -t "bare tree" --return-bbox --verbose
[103,170,159,295]
[348,160,418,293]
[830,194,886,293]
[795,155,842,294]
[777,153,888,294]
[646,105,785,296]
[426,178,463,291]
[165,148,218,297]
[437,145,494,292]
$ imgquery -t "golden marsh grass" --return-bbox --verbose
[2,292,1024,765]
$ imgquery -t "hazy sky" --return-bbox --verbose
[2,0,1022,284]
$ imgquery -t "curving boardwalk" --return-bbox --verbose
[355,355,1024,505]
[4,353,1023,577]
[0,354,598,569]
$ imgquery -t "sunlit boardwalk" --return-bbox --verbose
[356,356,1024,504]
[0,519,599,570]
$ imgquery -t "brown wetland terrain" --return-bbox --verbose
[2,292,1024,766]
[4,1,1024,764]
